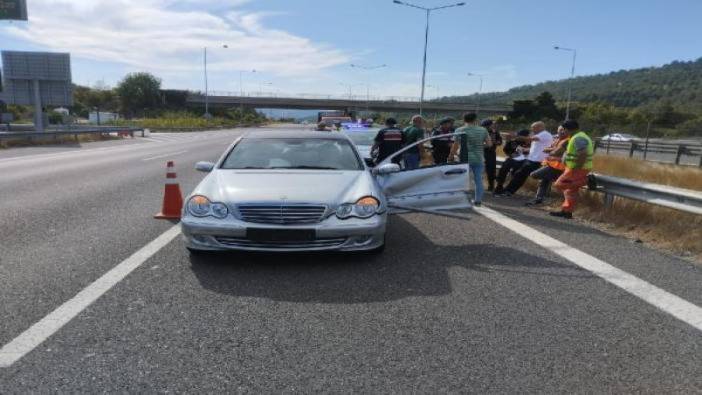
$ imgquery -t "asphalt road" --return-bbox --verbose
[1,127,701,393]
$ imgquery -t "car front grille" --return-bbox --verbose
[215,236,346,250]
[237,204,327,225]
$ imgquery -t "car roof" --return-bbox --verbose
[242,130,351,140]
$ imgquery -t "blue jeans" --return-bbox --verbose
[404,152,420,170]
[469,162,485,203]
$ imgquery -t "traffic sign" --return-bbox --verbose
[0,0,27,21]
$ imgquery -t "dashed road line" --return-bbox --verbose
[474,205,702,333]
[142,150,188,161]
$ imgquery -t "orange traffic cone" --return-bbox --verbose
[154,161,184,219]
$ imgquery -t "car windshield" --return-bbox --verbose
[344,130,377,146]
[221,137,363,170]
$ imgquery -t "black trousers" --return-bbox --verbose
[432,144,451,164]
[505,160,542,194]
[530,166,563,200]
[484,149,497,188]
[496,158,524,190]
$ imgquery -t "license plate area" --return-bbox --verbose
[246,228,316,242]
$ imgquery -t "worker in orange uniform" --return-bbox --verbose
[550,120,593,219]
[525,126,571,206]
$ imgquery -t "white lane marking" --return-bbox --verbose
[0,225,182,368]
[474,205,702,332]
[141,150,188,161]
[0,131,236,165]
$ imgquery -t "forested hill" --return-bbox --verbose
[443,58,702,114]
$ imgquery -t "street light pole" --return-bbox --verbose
[467,72,483,114]
[203,47,209,117]
[350,63,387,113]
[393,0,466,116]
[554,45,577,120]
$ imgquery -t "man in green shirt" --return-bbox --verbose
[449,113,492,205]
[402,115,426,169]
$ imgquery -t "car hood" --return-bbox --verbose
[194,169,379,206]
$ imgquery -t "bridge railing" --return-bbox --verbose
[201,91,481,105]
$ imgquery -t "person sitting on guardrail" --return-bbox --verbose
[448,113,492,206]
[551,120,594,219]
[497,121,554,197]
[431,117,456,164]
[526,126,570,206]
[493,129,530,195]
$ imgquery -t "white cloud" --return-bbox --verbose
[3,0,349,78]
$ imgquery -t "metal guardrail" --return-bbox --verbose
[0,127,146,142]
[594,138,702,167]
[495,158,702,215]
[589,173,702,215]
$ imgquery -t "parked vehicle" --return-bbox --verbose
[601,133,638,142]
[181,130,471,253]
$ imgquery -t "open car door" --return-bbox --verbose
[374,133,472,214]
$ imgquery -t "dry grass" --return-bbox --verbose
[0,133,121,149]
[533,156,702,261]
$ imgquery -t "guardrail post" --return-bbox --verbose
[629,141,636,158]
[606,139,611,154]
[603,193,614,209]
[675,145,685,165]
[699,152,702,168]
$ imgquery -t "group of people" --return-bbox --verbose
[372,114,594,217]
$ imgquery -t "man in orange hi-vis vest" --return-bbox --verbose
[525,126,571,206]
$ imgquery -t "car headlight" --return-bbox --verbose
[187,195,229,218]
[336,196,380,219]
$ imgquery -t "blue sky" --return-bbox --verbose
[1,0,701,98]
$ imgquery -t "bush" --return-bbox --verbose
[676,117,702,137]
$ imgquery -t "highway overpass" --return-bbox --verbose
[186,93,512,114]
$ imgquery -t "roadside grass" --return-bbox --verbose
[0,133,121,149]
[525,156,702,260]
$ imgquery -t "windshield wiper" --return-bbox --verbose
[271,166,340,170]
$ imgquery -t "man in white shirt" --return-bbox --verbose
[500,121,554,196]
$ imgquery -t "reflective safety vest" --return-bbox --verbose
[564,131,594,170]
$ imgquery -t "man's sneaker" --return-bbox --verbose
[502,191,513,197]
[472,201,482,207]
[525,199,543,206]
[549,211,573,219]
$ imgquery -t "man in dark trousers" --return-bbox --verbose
[431,117,455,164]
[373,118,405,164]
[481,119,503,191]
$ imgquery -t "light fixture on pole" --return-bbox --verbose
[392,0,466,116]
[350,63,388,113]
[467,72,484,114]
[554,45,577,120]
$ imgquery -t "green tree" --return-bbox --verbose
[116,72,162,118]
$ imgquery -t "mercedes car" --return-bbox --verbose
[181,130,471,253]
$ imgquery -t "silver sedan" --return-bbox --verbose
[181,130,471,253]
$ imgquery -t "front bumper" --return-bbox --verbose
[181,213,387,252]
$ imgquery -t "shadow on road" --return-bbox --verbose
[190,216,592,303]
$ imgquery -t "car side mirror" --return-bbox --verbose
[195,161,215,172]
[373,163,401,175]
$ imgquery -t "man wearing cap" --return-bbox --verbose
[403,115,426,170]
[551,120,594,219]
[481,119,503,192]
[373,118,405,165]
[431,117,455,164]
